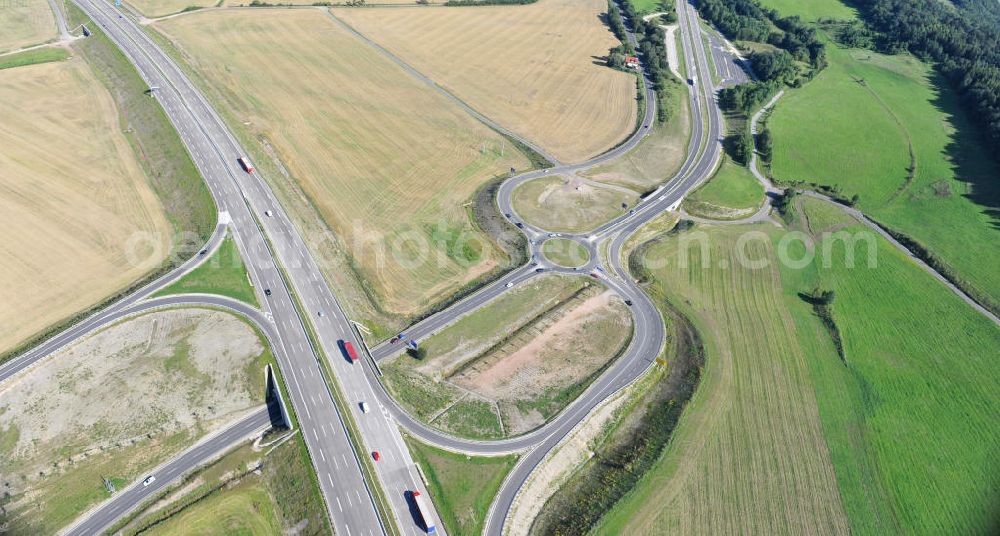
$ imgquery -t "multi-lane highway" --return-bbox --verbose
[7,0,728,534]
[51,0,437,533]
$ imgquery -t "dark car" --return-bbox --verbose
[264,288,272,296]
[199,249,207,255]
[515,222,524,229]
[390,336,399,344]
[535,268,544,273]
[625,299,633,306]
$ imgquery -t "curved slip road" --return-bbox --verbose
[17,0,442,533]
[62,406,273,536]
[13,0,730,534]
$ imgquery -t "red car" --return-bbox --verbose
[372,451,381,461]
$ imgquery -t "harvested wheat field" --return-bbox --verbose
[336,0,638,163]
[157,10,527,317]
[0,57,172,357]
[0,308,270,534]
[0,0,57,53]
[127,0,217,18]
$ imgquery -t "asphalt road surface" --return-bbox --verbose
[59,0,436,533]
[10,0,717,534]
[705,29,753,86]
[6,0,991,533]
[62,406,273,536]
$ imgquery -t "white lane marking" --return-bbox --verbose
[322,425,328,438]
[337,497,343,512]
[312,429,318,441]
[320,449,326,462]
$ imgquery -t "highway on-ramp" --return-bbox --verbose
[9,0,724,533]
[51,0,438,533]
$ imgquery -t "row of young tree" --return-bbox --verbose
[849,0,1000,163]
[606,0,677,123]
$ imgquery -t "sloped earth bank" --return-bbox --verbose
[0,309,269,534]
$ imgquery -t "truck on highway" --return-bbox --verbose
[237,156,254,173]
[338,339,359,362]
[410,491,437,533]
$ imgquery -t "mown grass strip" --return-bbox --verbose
[404,436,518,536]
[0,46,69,70]
[154,235,260,308]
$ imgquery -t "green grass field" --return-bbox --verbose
[542,238,591,268]
[628,0,666,14]
[598,223,851,534]
[405,437,517,536]
[155,236,259,307]
[0,47,69,70]
[763,2,1000,311]
[758,0,857,21]
[683,157,764,219]
[778,198,1000,535]
[597,201,1000,534]
[143,479,281,535]
[122,433,330,536]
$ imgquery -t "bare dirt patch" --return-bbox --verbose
[0,308,267,533]
[450,287,632,436]
[512,175,637,233]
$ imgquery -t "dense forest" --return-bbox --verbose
[849,0,1000,164]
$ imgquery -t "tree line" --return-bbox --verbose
[848,0,1000,164]
[697,0,826,117]
[606,0,679,124]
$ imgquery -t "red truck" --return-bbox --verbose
[410,491,437,534]
[237,156,254,173]
[339,339,359,362]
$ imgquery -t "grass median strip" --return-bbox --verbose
[272,252,399,536]
[154,235,259,307]
[404,436,518,536]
